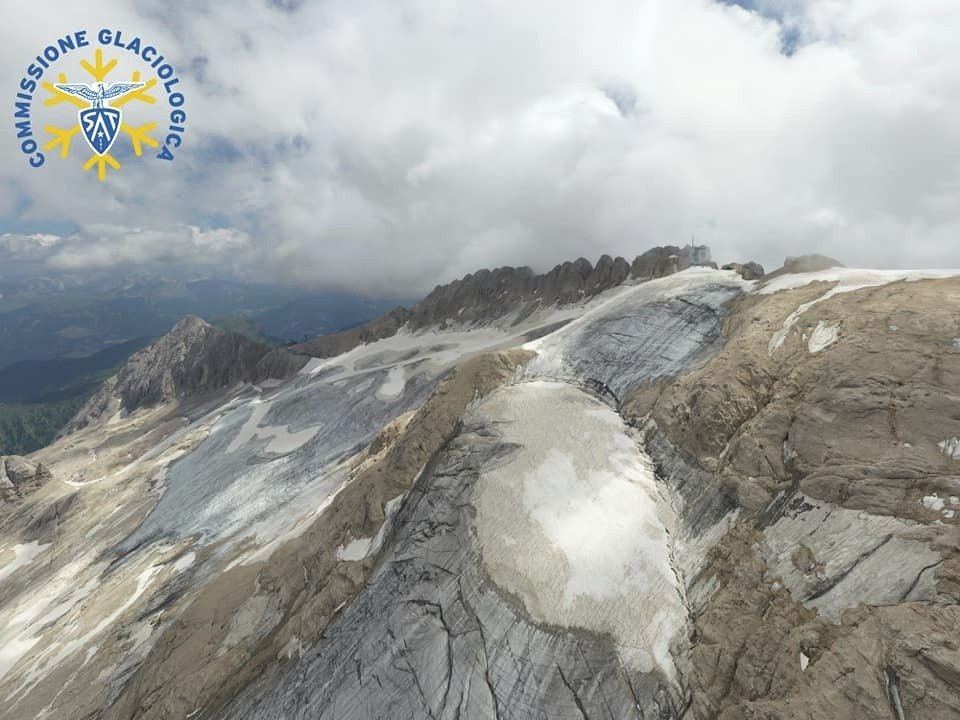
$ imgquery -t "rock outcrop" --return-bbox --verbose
[765,253,844,279]
[630,244,712,279]
[722,261,765,280]
[65,316,270,432]
[0,456,51,502]
[57,351,532,720]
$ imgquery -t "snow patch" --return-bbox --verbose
[922,496,945,512]
[808,321,839,354]
[938,438,960,460]
[336,537,372,562]
[335,493,406,562]
[763,269,960,356]
[377,366,407,399]
[128,621,154,648]
[172,552,196,573]
[218,594,280,655]
[300,294,589,385]
[0,637,41,683]
[279,635,302,661]
[227,397,319,455]
[8,555,164,695]
[521,448,665,607]
[800,652,809,671]
[768,292,830,356]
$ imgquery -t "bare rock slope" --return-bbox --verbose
[624,271,960,718]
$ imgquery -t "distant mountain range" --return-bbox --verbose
[0,273,406,370]
[0,271,408,454]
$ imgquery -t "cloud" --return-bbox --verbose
[44,225,254,271]
[0,0,958,296]
[0,233,61,255]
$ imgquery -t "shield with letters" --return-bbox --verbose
[80,107,122,156]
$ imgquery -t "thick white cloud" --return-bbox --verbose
[45,225,254,271]
[1,0,958,296]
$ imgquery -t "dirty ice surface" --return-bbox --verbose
[473,381,686,678]
[119,291,608,557]
[524,268,748,397]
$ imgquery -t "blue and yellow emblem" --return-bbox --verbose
[43,50,158,180]
[13,30,188,181]
[55,81,144,155]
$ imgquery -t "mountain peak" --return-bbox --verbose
[64,316,269,433]
[169,314,212,333]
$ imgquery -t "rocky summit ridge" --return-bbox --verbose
[274,244,722,365]
[4,248,960,720]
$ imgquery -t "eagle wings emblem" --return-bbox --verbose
[53,82,146,156]
[54,82,145,109]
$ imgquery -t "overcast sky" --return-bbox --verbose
[2,0,958,296]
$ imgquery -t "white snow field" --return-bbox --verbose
[472,381,686,679]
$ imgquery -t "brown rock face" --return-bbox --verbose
[631,278,960,518]
[625,276,960,718]
[5,261,960,719]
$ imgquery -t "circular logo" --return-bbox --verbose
[13,29,188,181]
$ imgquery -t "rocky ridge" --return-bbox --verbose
[275,244,716,365]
